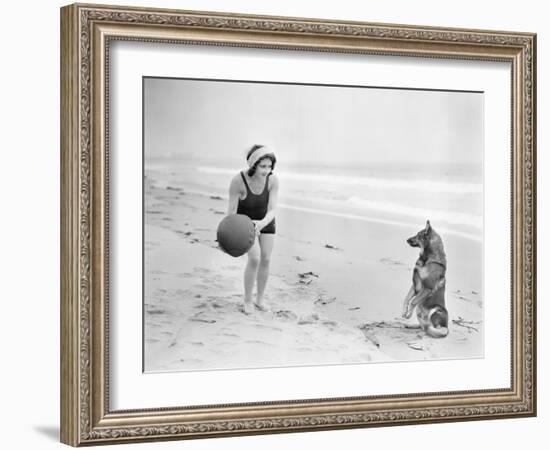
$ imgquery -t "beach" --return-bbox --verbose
[143,160,484,373]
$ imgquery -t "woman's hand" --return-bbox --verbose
[252,220,262,236]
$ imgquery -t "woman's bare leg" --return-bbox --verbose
[256,234,275,310]
[243,238,260,314]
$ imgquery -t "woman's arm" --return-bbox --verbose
[227,175,241,215]
[256,175,279,230]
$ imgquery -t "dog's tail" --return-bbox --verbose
[427,307,449,338]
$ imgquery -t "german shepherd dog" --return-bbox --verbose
[402,221,449,338]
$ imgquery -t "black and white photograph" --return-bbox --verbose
[143,77,484,373]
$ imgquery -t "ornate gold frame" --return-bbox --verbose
[60,3,536,446]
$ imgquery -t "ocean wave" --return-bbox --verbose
[196,166,482,194]
[279,203,482,242]
[346,196,482,230]
[175,187,482,242]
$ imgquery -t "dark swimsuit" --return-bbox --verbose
[236,171,276,234]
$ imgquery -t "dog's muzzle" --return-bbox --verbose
[407,237,419,247]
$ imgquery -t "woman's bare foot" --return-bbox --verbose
[243,301,254,315]
[254,302,269,312]
[254,295,269,311]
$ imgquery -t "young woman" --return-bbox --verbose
[227,145,279,314]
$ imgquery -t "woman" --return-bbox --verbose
[227,144,279,314]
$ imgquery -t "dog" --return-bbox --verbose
[402,220,449,338]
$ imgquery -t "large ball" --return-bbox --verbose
[216,214,255,257]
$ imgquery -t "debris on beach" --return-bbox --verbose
[297,271,319,285]
[324,243,341,250]
[294,256,306,262]
[146,307,166,315]
[298,271,319,279]
[348,306,361,311]
[406,341,424,351]
[363,333,380,348]
[166,186,183,191]
[315,295,336,306]
[452,317,481,333]
[210,195,223,200]
[379,257,405,266]
[189,316,216,324]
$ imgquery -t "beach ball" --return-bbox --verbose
[216,214,255,257]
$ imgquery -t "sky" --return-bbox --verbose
[144,77,483,167]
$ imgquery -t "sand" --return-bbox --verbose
[143,178,483,373]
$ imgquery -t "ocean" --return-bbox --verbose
[145,156,483,242]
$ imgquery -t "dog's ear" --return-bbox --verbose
[425,220,431,231]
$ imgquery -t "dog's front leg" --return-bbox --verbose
[402,285,416,318]
[403,288,432,319]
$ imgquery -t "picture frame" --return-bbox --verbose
[60,2,536,446]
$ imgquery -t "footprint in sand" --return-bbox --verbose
[176,272,193,279]
[359,321,425,348]
[298,314,320,325]
[189,312,217,324]
[189,317,217,324]
[254,323,283,332]
[244,340,270,346]
[275,310,298,321]
[195,284,213,291]
[220,332,239,338]
[194,302,209,309]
